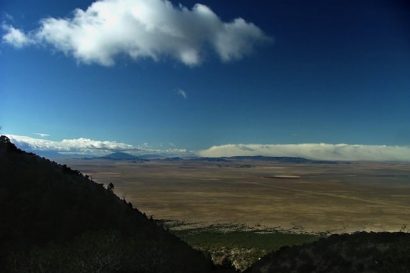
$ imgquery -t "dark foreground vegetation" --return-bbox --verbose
[0,136,213,273]
[245,232,410,273]
[1,135,410,273]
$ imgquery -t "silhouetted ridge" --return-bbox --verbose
[0,135,22,154]
[0,136,212,273]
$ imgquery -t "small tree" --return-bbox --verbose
[107,183,114,192]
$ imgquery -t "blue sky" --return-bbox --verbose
[1,0,410,160]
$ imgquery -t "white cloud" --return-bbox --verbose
[6,134,190,157]
[34,133,50,138]
[8,134,409,161]
[7,134,135,154]
[3,0,270,66]
[2,24,32,48]
[198,143,410,162]
[177,89,187,99]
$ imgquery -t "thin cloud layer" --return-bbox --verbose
[2,0,270,66]
[198,143,410,162]
[34,133,50,138]
[177,89,187,99]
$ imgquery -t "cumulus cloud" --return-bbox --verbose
[198,143,410,162]
[7,134,135,154]
[3,0,270,66]
[2,24,32,48]
[177,89,187,99]
[6,134,190,157]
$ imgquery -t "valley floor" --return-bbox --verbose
[62,159,410,234]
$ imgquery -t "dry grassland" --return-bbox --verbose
[63,159,410,233]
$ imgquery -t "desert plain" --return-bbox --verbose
[63,158,410,234]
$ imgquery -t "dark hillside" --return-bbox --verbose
[245,232,410,273]
[0,136,213,273]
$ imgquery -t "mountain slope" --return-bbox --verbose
[0,136,212,273]
[245,232,410,273]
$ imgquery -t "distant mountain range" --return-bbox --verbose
[86,153,333,163]
[99,151,148,161]
[224,156,337,164]
[62,151,341,164]
[188,156,337,164]
[9,141,340,164]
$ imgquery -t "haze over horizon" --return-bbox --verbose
[1,0,410,161]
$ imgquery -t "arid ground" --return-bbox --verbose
[63,159,410,233]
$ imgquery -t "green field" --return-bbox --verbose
[171,225,319,271]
